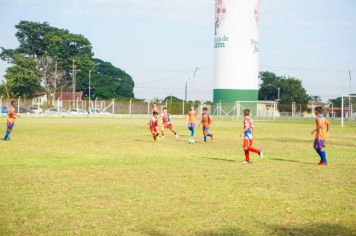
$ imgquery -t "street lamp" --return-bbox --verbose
[89,63,100,104]
[184,67,199,103]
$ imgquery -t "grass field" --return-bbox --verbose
[0,117,355,235]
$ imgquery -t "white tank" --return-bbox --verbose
[213,0,260,103]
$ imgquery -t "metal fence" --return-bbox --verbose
[0,97,355,120]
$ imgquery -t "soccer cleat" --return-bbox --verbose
[210,135,214,141]
[175,134,179,139]
[242,160,251,164]
[258,149,263,158]
[318,162,327,166]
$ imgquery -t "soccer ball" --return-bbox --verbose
[189,139,195,144]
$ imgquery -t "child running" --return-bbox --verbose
[187,105,197,143]
[161,107,178,139]
[152,103,159,114]
[148,111,160,141]
[200,107,213,143]
[3,100,17,141]
[311,106,330,165]
[240,109,263,163]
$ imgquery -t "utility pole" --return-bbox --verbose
[54,60,57,101]
[72,60,76,103]
[348,71,352,116]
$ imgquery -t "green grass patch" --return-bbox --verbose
[0,118,355,235]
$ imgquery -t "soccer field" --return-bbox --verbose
[0,117,355,235]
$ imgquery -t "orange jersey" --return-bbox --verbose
[7,106,16,123]
[201,113,212,127]
[315,115,329,140]
[187,110,197,124]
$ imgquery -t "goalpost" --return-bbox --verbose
[341,95,356,127]
[236,101,278,119]
[212,100,278,119]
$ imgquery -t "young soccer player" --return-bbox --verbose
[200,107,213,143]
[152,103,159,114]
[311,106,330,165]
[3,100,17,141]
[160,107,178,138]
[187,105,197,143]
[240,109,263,163]
[148,111,160,141]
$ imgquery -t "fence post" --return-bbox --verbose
[182,101,184,115]
[17,97,20,114]
[273,102,276,120]
[129,98,132,116]
[57,98,60,112]
[112,99,115,116]
[95,98,97,112]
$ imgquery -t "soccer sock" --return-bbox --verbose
[4,130,11,140]
[315,148,322,158]
[204,136,207,142]
[207,133,212,137]
[171,129,176,135]
[161,131,164,136]
[320,151,327,163]
[244,150,250,161]
[247,146,259,154]
[191,128,195,137]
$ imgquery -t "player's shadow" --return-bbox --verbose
[260,137,309,144]
[269,157,315,165]
[201,156,237,162]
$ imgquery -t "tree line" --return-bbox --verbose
[0,21,134,100]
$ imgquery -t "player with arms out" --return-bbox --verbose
[3,100,17,141]
[240,109,263,163]
[199,107,213,143]
[311,106,330,165]
[187,105,197,144]
[148,111,160,141]
[160,107,178,139]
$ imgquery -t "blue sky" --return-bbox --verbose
[0,0,355,101]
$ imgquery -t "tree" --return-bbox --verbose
[258,71,280,101]
[163,96,182,102]
[258,71,310,111]
[0,21,134,99]
[2,52,41,98]
[76,58,134,99]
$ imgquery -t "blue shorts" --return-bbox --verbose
[7,122,15,130]
[313,139,325,149]
[188,123,195,129]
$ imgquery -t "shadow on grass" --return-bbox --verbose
[260,137,309,144]
[268,157,316,165]
[272,223,355,236]
[204,157,237,162]
[194,223,354,236]
[196,227,248,236]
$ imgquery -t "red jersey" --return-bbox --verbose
[161,112,172,125]
[149,117,158,130]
